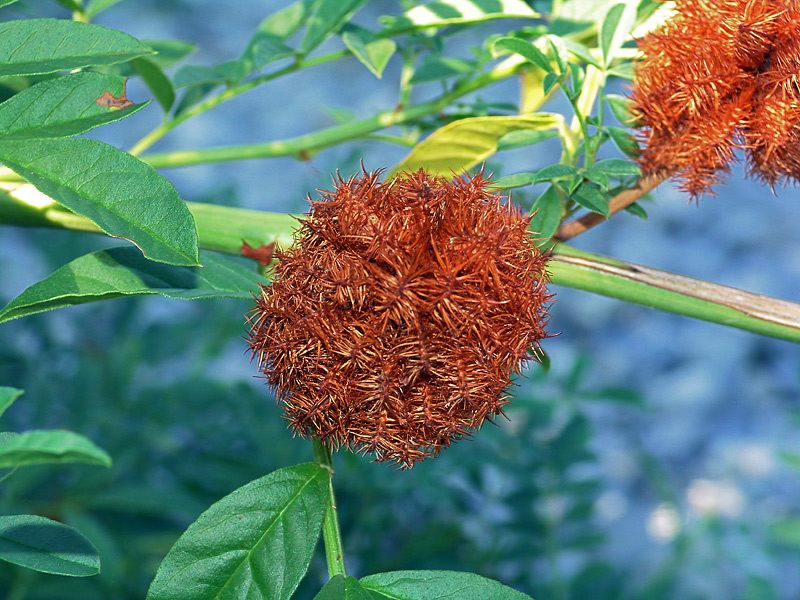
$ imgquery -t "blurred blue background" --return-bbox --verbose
[2,1,800,599]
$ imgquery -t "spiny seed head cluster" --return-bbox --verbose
[630,0,800,197]
[247,169,551,468]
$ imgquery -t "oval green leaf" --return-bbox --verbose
[0,72,147,140]
[0,430,111,468]
[0,137,199,266]
[131,58,175,112]
[530,184,562,242]
[0,387,23,420]
[0,248,265,324]
[359,571,534,600]
[299,0,371,57]
[572,184,610,216]
[146,463,328,600]
[0,19,152,77]
[492,37,552,72]
[314,575,373,600]
[341,28,396,79]
[389,114,563,178]
[0,514,100,577]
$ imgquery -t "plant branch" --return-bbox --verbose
[554,170,670,241]
[138,57,525,169]
[129,50,350,156]
[312,438,347,578]
[3,188,800,344]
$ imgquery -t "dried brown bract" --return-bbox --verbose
[247,168,551,467]
[629,0,800,197]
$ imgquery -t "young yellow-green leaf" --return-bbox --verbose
[0,19,153,77]
[131,57,175,112]
[0,430,111,468]
[0,515,100,577]
[0,137,199,266]
[146,463,328,600]
[315,575,373,600]
[383,0,538,34]
[0,248,264,324]
[341,28,396,79]
[360,571,534,600]
[0,72,147,140]
[497,129,558,151]
[599,3,636,68]
[0,387,23,421]
[389,114,563,178]
[299,0,371,57]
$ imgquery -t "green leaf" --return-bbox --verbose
[532,164,576,183]
[50,0,82,11]
[241,0,314,68]
[0,137,199,266]
[248,35,295,70]
[85,0,125,17]
[0,0,21,8]
[497,129,558,151]
[0,19,153,77]
[142,39,198,70]
[530,184,562,241]
[341,27,396,79]
[492,173,535,190]
[599,3,636,68]
[173,61,248,88]
[315,575,373,600]
[606,126,639,156]
[561,38,600,68]
[624,202,647,219]
[605,93,637,124]
[0,514,100,577]
[0,433,19,483]
[492,37,552,72]
[0,72,146,140]
[0,248,263,324]
[359,571,534,600]
[382,0,538,34]
[409,56,475,84]
[146,463,329,600]
[572,184,609,216]
[131,57,175,112]
[543,71,560,95]
[585,158,641,178]
[389,114,563,178]
[299,0,371,57]
[0,387,23,421]
[0,430,111,468]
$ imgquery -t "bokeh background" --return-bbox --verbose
[2,1,800,598]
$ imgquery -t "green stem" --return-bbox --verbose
[129,50,349,156]
[312,438,346,578]
[138,58,523,169]
[3,190,800,344]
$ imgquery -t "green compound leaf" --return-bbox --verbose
[299,0,371,57]
[0,387,23,421]
[360,571,534,600]
[0,248,264,324]
[0,19,152,77]
[382,0,538,34]
[389,114,563,178]
[0,137,199,266]
[315,575,373,600]
[146,463,328,600]
[0,72,146,140]
[0,430,111,468]
[572,183,610,216]
[0,515,100,577]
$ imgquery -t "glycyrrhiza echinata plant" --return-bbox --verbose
[2,0,800,599]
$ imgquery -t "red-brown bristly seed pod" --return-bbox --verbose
[247,168,552,468]
[629,0,800,198]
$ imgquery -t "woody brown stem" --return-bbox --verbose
[554,170,671,241]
